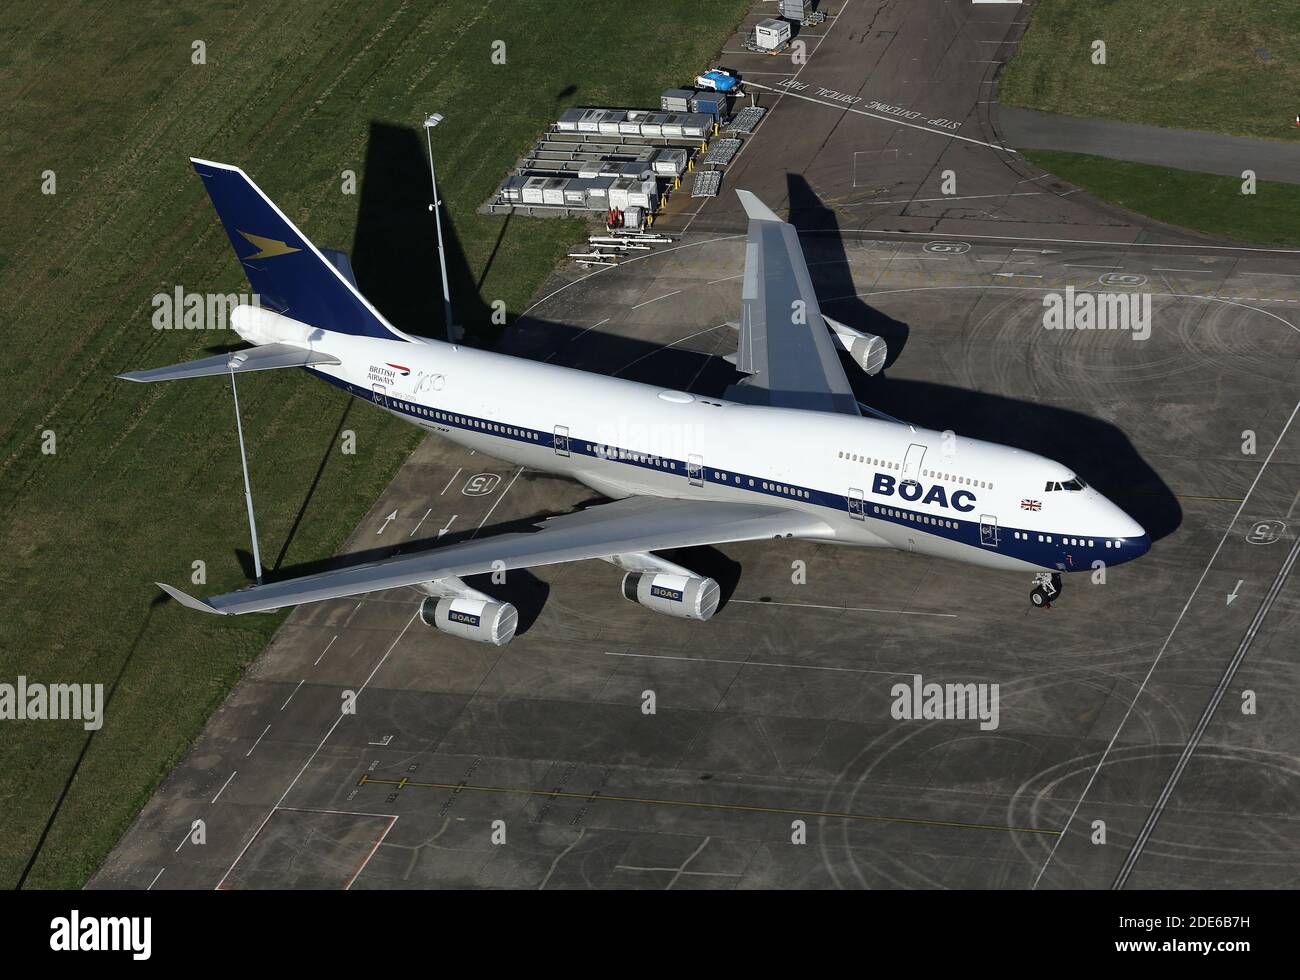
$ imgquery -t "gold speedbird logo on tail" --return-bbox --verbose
[237,230,301,260]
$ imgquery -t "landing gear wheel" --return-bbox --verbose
[1030,571,1060,608]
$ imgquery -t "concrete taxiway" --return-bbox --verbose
[92,0,1299,890]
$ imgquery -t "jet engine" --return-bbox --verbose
[823,315,887,376]
[620,572,720,621]
[419,595,518,646]
[416,575,517,645]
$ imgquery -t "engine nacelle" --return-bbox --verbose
[621,572,720,621]
[823,315,887,376]
[420,595,518,646]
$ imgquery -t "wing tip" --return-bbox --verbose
[735,189,782,223]
[157,582,224,615]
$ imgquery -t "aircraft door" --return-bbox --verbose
[372,384,388,409]
[902,443,926,480]
[687,454,704,487]
[979,514,999,548]
[847,487,865,520]
[553,425,570,457]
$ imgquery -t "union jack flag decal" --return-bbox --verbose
[1021,499,1041,511]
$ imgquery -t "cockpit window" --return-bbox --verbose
[1061,478,1086,492]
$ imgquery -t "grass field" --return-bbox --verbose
[0,0,750,888]
[1019,149,1300,247]
[1000,0,1300,141]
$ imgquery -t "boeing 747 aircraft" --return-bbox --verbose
[120,159,1149,644]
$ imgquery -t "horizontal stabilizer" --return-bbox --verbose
[117,342,340,383]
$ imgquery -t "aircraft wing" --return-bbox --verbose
[159,496,832,615]
[728,190,861,416]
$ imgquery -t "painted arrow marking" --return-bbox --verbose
[377,510,397,535]
[1227,579,1244,605]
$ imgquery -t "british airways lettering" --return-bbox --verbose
[873,473,976,512]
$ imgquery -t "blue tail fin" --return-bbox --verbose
[190,157,414,342]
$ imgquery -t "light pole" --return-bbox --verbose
[423,112,458,342]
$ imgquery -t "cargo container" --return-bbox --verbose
[556,107,585,132]
[598,110,627,135]
[638,112,668,138]
[499,175,529,203]
[627,178,658,209]
[521,176,549,205]
[661,88,694,112]
[651,148,688,177]
[690,92,727,119]
[541,177,568,206]
[577,108,604,133]
[680,113,712,138]
[755,17,792,50]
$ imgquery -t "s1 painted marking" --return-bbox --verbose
[462,473,502,496]
[1098,272,1148,288]
[1246,520,1286,545]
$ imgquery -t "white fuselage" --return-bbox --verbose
[233,307,1149,575]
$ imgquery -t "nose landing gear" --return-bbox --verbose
[1030,572,1062,608]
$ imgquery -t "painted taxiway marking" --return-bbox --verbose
[438,515,457,538]
[631,290,681,310]
[474,469,523,533]
[216,608,421,890]
[344,814,398,891]
[356,775,1057,837]
[314,634,337,666]
[744,79,1015,152]
[409,508,432,537]
[729,598,956,617]
[1116,526,1300,889]
[246,724,271,757]
[1033,398,1300,889]
[605,650,904,676]
[439,468,462,495]
[147,868,164,890]
[211,770,237,804]
[280,679,305,711]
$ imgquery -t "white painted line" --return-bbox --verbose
[848,191,1048,206]
[148,868,164,890]
[850,228,1300,254]
[314,634,337,666]
[707,274,742,285]
[474,468,524,533]
[440,468,462,495]
[729,598,957,617]
[1033,398,1300,889]
[216,608,422,889]
[211,770,237,804]
[439,515,457,538]
[280,679,305,711]
[246,725,271,757]
[344,815,398,890]
[744,80,1015,152]
[409,508,432,537]
[1063,264,1121,270]
[1239,270,1300,277]
[631,290,682,310]
[277,805,400,819]
[1115,528,1300,888]
[1151,268,1210,273]
[605,651,906,676]
[174,829,190,853]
